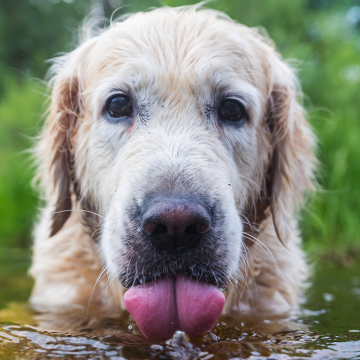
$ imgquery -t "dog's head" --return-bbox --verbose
[38,7,315,338]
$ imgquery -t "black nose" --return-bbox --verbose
[142,198,211,252]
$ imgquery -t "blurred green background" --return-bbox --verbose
[0,0,359,307]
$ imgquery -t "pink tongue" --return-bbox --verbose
[124,277,225,338]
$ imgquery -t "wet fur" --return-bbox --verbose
[30,6,316,318]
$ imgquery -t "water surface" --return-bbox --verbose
[0,251,359,359]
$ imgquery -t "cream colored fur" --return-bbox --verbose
[30,6,316,320]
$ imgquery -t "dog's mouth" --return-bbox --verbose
[120,195,229,338]
[124,276,225,338]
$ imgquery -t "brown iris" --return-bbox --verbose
[218,99,245,122]
[106,94,133,118]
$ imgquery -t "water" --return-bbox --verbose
[0,253,359,359]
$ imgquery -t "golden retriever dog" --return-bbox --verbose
[29,5,316,339]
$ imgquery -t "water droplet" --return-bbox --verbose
[128,325,132,330]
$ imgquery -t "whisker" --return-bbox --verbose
[243,232,278,269]
[238,174,262,192]
[242,246,257,293]
[91,228,101,238]
[106,275,117,292]
[241,245,258,317]
[234,262,248,303]
[52,209,106,220]
[132,259,139,287]
[86,265,107,319]
[239,213,261,234]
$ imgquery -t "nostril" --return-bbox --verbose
[141,197,212,252]
[155,224,168,235]
[184,224,197,236]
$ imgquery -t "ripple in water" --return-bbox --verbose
[1,263,360,359]
[0,312,360,359]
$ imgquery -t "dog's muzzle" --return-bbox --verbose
[123,195,226,339]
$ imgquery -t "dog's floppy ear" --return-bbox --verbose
[49,75,81,237]
[39,71,82,237]
[265,56,316,244]
[36,36,99,238]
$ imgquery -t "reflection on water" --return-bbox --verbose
[0,261,360,359]
[1,317,359,359]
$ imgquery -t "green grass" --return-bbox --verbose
[0,77,45,248]
[0,248,33,309]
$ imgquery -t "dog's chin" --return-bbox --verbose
[123,275,225,339]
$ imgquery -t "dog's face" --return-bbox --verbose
[87,14,268,289]
[39,7,315,338]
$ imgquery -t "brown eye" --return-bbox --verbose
[218,99,245,122]
[106,95,133,119]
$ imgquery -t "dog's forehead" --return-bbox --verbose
[83,10,269,96]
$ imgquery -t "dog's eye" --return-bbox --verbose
[218,99,245,122]
[106,95,133,118]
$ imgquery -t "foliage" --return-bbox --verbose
[0,0,91,82]
[0,0,359,255]
[0,77,44,248]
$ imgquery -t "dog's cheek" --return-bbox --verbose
[73,128,117,213]
[220,200,244,279]
[99,187,135,278]
[95,119,132,154]
[99,199,119,271]
[100,216,123,278]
